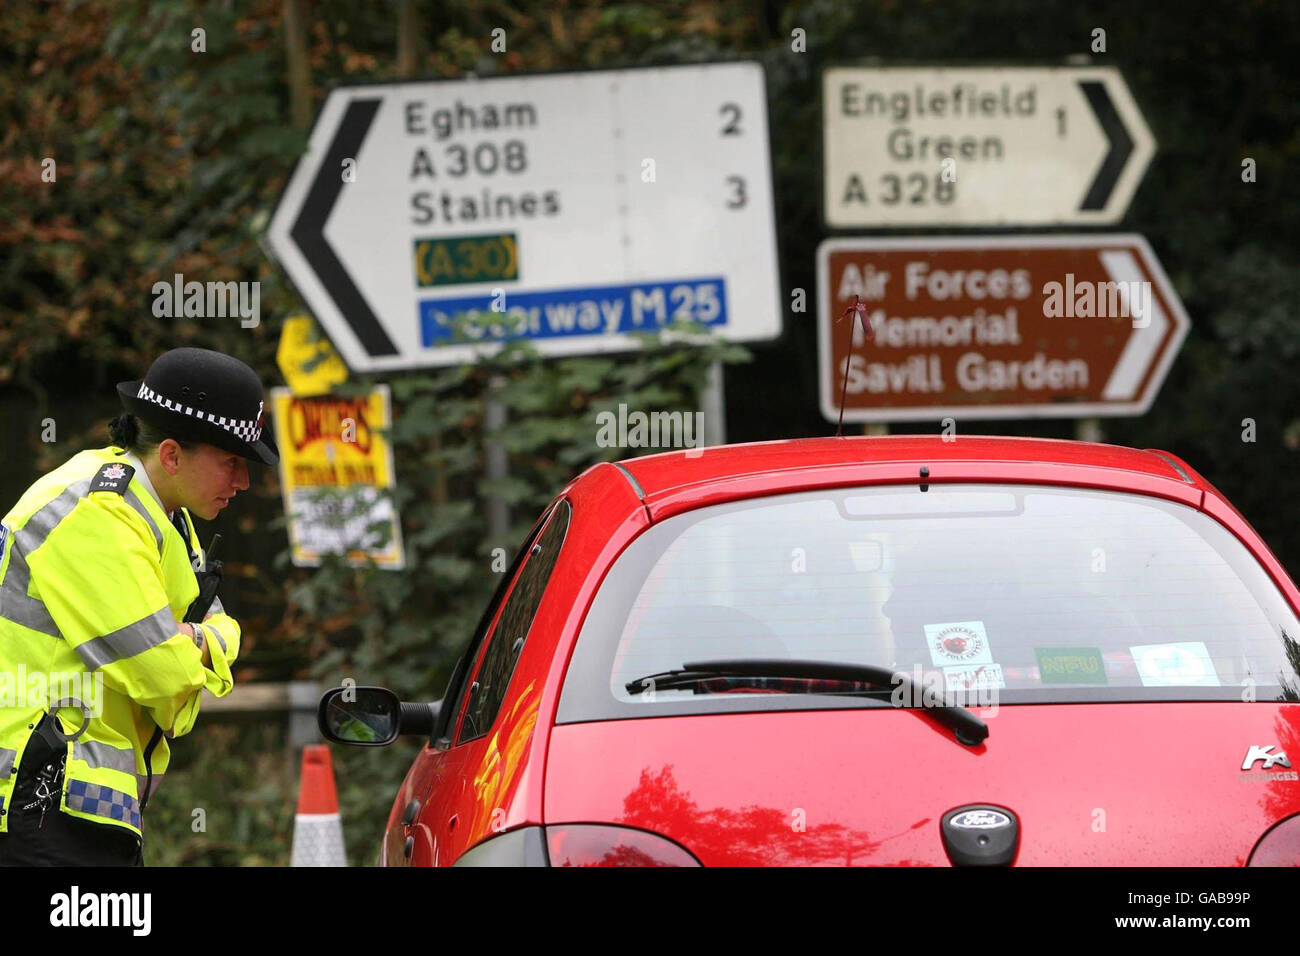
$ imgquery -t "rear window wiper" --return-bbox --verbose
[625,658,989,746]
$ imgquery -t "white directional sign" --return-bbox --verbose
[266,63,781,372]
[823,66,1155,227]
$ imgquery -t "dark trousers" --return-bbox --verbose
[0,723,142,867]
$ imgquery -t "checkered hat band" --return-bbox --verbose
[136,383,262,443]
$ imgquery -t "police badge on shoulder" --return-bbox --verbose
[89,461,135,494]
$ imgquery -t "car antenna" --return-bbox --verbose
[835,294,875,437]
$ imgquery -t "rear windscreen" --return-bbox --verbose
[557,483,1300,722]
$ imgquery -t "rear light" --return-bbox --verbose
[1248,815,1300,866]
[546,825,701,866]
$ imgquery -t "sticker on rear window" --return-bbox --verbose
[944,663,1005,691]
[925,621,992,666]
[1035,647,1108,685]
[1129,641,1221,687]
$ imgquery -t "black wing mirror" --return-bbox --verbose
[317,686,439,746]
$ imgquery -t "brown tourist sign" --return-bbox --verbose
[817,235,1190,423]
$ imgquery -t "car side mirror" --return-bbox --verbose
[318,686,439,746]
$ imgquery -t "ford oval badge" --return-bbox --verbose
[951,809,1011,830]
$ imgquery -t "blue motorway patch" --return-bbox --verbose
[418,278,727,346]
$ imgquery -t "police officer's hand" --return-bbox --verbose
[179,622,212,668]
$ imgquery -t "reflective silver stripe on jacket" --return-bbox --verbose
[74,605,180,670]
[0,473,165,637]
[0,479,90,636]
[0,746,16,778]
[73,739,136,775]
[136,770,165,807]
[0,548,58,635]
[198,621,226,654]
[21,480,90,543]
[122,489,164,554]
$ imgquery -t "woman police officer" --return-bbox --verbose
[0,347,277,865]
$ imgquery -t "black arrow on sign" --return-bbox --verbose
[1078,80,1134,212]
[290,97,399,357]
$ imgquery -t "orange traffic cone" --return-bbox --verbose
[290,744,347,867]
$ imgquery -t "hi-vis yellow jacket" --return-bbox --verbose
[0,445,239,839]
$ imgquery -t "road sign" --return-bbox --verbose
[277,314,349,396]
[266,63,781,372]
[823,67,1155,227]
[271,385,405,569]
[817,235,1190,423]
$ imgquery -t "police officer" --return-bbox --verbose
[0,347,277,865]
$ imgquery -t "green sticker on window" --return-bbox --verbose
[1035,647,1108,685]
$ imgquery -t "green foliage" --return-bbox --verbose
[144,719,295,867]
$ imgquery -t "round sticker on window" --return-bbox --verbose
[924,621,993,666]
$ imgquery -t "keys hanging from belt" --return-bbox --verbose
[20,751,66,829]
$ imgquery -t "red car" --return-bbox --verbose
[320,435,1300,866]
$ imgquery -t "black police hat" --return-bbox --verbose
[116,348,279,465]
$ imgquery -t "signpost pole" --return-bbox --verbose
[1075,418,1104,444]
[702,360,726,446]
[484,374,509,545]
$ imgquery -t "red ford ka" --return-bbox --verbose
[319,435,1300,866]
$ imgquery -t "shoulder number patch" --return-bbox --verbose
[89,461,135,495]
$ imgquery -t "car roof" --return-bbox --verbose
[612,434,1206,502]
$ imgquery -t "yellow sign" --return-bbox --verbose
[276,315,348,396]
[271,385,404,570]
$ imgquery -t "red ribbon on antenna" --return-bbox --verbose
[836,295,874,437]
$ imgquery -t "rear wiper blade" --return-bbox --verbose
[626,658,989,747]
[627,666,897,701]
